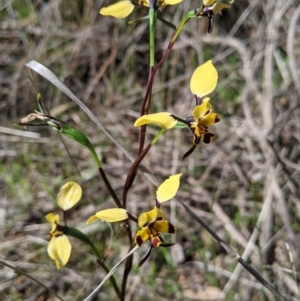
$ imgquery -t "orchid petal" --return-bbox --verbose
[135,228,151,246]
[86,215,101,224]
[46,213,59,225]
[190,60,218,98]
[154,220,176,233]
[138,207,164,228]
[46,213,59,232]
[201,132,215,143]
[156,174,182,203]
[192,102,212,120]
[57,181,82,211]
[100,1,135,19]
[88,208,128,223]
[47,235,71,269]
[134,112,177,129]
[200,113,221,127]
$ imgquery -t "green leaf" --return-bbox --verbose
[66,227,102,260]
[58,124,101,167]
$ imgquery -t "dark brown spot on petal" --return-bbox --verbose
[53,232,63,238]
[168,223,176,234]
[135,235,144,246]
[215,116,221,123]
[56,224,67,233]
[203,132,215,144]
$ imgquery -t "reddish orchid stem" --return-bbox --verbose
[138,27,187,155]
[123,35,178,206]
[138,66,155,155]
[121,223,133,301]
[98,167,130,301]
[122,143,152,208]
[123,25,190,209]
[120,18,191,301]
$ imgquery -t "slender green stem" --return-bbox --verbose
[151,128,166,145]
[138,6,157,155]
[149,8,157,67]
[171,11,194,44]
[90,148,102,168]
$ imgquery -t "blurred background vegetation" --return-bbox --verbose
[1,0,300,300]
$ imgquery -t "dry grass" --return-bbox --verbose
[1,0,300,300]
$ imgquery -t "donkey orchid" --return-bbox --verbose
[87,174,182,265]
[45,182,82,268]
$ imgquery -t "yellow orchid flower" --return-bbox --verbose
[182,99,220,159]
[57,181,82,211]
[196,0,231,34]
[100,0,184,19]
[134,61,221,159]
[135,207,175,247]
[174,61,220,158]
[134,174,181,247]
[46,213,71,269]
[87,174,182,249]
